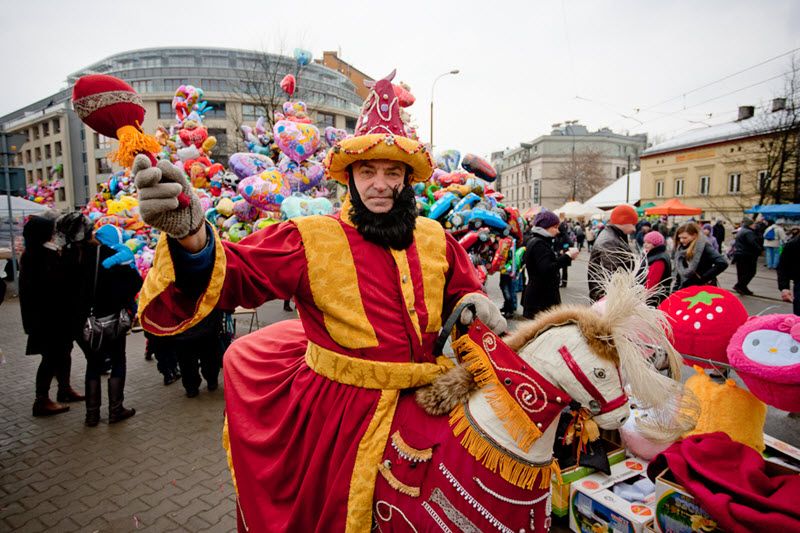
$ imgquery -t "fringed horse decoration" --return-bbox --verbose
[372,271,695,532]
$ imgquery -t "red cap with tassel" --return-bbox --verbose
[71,74,160,168]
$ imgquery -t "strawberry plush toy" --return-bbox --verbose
[658,286,748,368]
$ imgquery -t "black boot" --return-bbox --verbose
[85,378,101,427]
[108,377,135,423]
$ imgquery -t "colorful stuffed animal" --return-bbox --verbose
[95,225,136,270]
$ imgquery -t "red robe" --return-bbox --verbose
[139,206,482,532]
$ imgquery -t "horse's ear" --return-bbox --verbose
[415,366,476,416]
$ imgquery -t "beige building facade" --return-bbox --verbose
[493,124,647,211]
[640,104,797,222]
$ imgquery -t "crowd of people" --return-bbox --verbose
[506,206,800,320]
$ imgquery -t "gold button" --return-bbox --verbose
[409,308,416,314]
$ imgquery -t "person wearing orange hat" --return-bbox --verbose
[133,70,505,532]
[588,204,638,301]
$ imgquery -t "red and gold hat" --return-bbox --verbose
[72,74,160,168]
[324,70,434,185]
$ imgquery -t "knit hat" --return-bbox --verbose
[702,223,712,232]
[533,209,560,228]
[324,70,433,185]
[643,231,665,247]
[742,217,754,227]
[610,204,638,226]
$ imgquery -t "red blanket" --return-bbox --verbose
[647,432,800,533]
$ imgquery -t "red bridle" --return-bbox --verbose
[558,345,628,415]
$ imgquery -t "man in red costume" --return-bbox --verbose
[135,70,506,532]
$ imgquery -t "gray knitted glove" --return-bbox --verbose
[133,154,204,239]
[459,293,508,335]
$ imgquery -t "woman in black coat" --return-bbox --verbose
[673,222,728,290]
[19,211,84,417]
[56,213,143,426]
[522,210,578,319]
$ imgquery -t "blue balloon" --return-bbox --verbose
[293,48,312,67]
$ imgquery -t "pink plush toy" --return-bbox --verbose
[727,314,800,411]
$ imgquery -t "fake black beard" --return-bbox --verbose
[348,180,417,250]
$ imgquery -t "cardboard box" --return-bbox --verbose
[644,520,657,533]
[653,468,723,533]
[763,433,800,472]
[569,458,655,533]
[551,437,627,517]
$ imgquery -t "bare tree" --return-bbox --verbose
[556,148,608,202]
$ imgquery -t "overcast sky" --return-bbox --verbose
[2,0,799,158]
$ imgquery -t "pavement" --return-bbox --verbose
[0,250,796,532]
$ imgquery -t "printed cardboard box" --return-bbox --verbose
[653,468,723,533]
[569,458,655,533]
[763,433,800,472]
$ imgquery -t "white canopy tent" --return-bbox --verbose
[554,201,606,219]
[1,195,49,217]
[585,171,641,209]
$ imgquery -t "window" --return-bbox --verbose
[203,56,229,68]
[163,79,188,91]
[158,102,173,119]
[139,57,161,68]
[35,147,41,161]
[26,170,33,182]
[345,116,357,131]
[56,187,66,202]
[757,170,769,192]
[96,158,112,174]
[42,121,50,137]
[317,112,335,128]
[699,175,710,196]
[201,79,229,92]
[45,145,51,159]
[36,169,42,180]
[131,80,154,93]
[95,133,112,150]
[728,173,741,194]
[168,55,194,67]
[675,178,684,197]
[656,180,664,197]
[52,119,61,134]
[32,126,39,140]
[532,179,541,204]
[203,102,226,119]
[207,128,229,166]
[241,104,267,121]
[55,141,62,157]
[25,150,31,164]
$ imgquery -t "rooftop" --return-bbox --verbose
[584,171,641,208]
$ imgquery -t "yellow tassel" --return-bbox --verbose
[582,416,600,443]
[110,124,161,168]
[452,335,541,452]
[391,431,433,462]
[449,404,556,490]
[377,463,420,497]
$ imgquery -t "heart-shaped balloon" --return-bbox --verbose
[233,198,260,222]
[179,126,208,149]
[228,152,275,180]
[273,120,320,164]
[279,158,324,192]
[324,127,348,147]
[238,169,291,211]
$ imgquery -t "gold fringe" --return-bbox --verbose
[377,463,421,497]
[391,431,433,462]
[110,125,161,168]
[450,404,559,490]
[452,335,541,452]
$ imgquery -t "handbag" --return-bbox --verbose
[82,247,132,352]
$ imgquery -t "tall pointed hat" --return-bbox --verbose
[324,69,434,185]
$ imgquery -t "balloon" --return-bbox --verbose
[324,126,347,147]
[178,124,208,149]
[293,48,312,67]
[216,197,235,217]
[435,150,461,173]
[238,169,291,211]
[461,153,497,182]
[202,136,217,153]
[280,74,296,97]
[279,158,324,192]
[177,145,200,162]
[228,152,275,180]
[233,199,260,222]
[277,101,312,124]
[273,120,320,164]
[280,193,333,219]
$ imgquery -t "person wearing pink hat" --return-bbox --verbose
[588,204,637,301]
[643,230,671,306]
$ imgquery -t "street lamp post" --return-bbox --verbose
[429,69,460,153]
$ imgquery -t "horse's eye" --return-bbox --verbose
[593,368,607,379]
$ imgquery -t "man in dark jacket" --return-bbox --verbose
[588,204,637,302]
[777,225,799,316]
[712,219,725,253]
[732,217,763,296]
[522,210,578,318]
